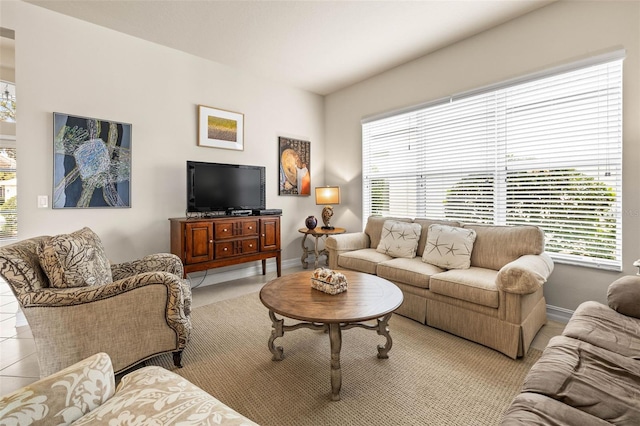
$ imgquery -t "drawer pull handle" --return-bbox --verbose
[248,226,253,230]
[209,240,213,243]
[223,247,228,251]
[223,228,228,232]
[249,244,253,248]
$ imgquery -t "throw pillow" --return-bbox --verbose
[375,220,422,258]
[607,276,640,319]
[422,224,476,269]
[38,227,113,288]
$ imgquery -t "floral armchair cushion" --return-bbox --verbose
[0,352,115,425]
[37,227,113,288]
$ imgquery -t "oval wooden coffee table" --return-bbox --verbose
[259,270,403,401]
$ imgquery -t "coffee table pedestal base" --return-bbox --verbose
[267,310,394,401]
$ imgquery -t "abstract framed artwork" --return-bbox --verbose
[53,113,131,208]
[279,136,310,196]
[198,105,244,150]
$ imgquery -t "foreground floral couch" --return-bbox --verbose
[0,352,257,425]
[502,275,640,424]
[326,216,554,358]
[0,227,192,377]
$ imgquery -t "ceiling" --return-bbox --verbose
[26,0,555,95]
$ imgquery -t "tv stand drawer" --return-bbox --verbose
[215,238,259,258]
[215,219,259,239]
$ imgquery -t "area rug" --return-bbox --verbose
[148,292,540,426]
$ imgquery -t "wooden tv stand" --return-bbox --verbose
[169,215,281,278]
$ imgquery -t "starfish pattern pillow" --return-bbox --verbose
[376,220,422,258]
[422,224,477,269]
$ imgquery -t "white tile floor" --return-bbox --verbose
[0,265,565,396]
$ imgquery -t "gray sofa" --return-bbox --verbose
[325,216,554,358]
[502,275,640,424]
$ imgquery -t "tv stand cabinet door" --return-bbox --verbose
[260,217,280,251]
[185,221,213,264]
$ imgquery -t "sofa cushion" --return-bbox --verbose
[414,218,462,257]
[607,275,640,319]
[375,220,422,258]
[364,216,413,250]
[73,366,258,426]
[377,257,444,289]
[562,301,640,360]
[429,267,499,308]
[501,392,612,425]
[521,335,640,423]
[338,249,391,275]
[38,227,113,288]
[463,224,544,271]
[422,224,476,269]
[0,352,115,425]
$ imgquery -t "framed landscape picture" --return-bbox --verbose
[53,113,131,208]
[198,105,244,151]
[279,137,310,196]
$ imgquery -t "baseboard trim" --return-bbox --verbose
[546,304,573,324]
[186,257,300,288]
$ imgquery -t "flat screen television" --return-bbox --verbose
[187,161,266,214]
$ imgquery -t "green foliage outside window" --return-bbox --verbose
[445,169,617,260]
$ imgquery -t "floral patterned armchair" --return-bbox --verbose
[0,352,257,425]
[0,228,192,377]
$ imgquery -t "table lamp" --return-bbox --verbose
[315,186,340,230]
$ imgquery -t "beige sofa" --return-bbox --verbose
[325,216,554,358]
[0,352,257,425]
[502,275,640,424]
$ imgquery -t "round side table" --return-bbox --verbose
[298,227,346,269]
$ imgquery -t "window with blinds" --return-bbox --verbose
[0,80,17,240]
[362,55,623,270]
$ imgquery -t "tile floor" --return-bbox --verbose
[0,265,565,396]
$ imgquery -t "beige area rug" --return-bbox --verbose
[148,292,540,426]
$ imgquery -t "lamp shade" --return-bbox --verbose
[315,186,340,205]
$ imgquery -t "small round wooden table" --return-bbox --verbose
[259,270,403,401]
[298,227,346,269]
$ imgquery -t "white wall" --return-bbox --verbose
[325,0,640,312]
[1,1,325,272]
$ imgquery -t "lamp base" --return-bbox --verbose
[321,206,334,229]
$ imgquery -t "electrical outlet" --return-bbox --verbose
[37,195,48,208]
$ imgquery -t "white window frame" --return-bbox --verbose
[362,50,625,271]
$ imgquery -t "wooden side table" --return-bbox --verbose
[298,227,346,269]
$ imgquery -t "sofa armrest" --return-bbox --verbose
[21,272,192,352]
[607,275,640,318]
[0,352,115,425]
[111,253,184,281]
[325,232,371,269]
[21,271,188,308]
[497,253,554,294]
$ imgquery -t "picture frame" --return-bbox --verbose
[53,112,131,209]
[279,137,310,196]
[198,105,244,151]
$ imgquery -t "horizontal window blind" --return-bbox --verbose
[362,56,623,269]
[0,147,17,240]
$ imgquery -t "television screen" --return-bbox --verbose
[187,161,266,213]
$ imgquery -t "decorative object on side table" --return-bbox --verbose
[305,215,317,230]
[311,268,348,295]
[315,186,340,229]
[198,105,244,151]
